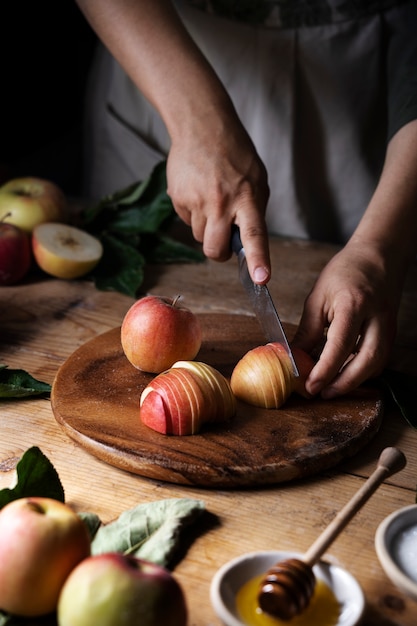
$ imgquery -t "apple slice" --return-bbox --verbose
[32,223,103,280]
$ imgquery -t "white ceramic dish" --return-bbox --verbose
[375,503,417,602]
[210,550,365,626]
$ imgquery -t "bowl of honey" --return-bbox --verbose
[375,504,417,602]
[210,550,365,626]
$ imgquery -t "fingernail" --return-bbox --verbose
[253,266,269,284]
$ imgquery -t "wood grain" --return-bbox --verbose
[51,314,383,487]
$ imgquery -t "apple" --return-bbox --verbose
[140,360,236,435]
[121,295,202,374]
[0,497,91,617]
[0,221,31,285]
[230,343,314,409]
[32,222,103,279]
[57,553,188,626]
[0,177,67,233]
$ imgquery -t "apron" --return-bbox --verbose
[83,0,415,244]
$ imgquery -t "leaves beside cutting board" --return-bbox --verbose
[81,160,205,297]
[0,447,64,509]
[90,498,205,567]
[0,365,51,399]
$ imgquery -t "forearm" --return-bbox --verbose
[75,0,235,140]
[348,119,417,277]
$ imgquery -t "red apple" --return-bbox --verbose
[0,497,91,617]
[121,295,202,374]
[0,221,31,285]
[57,553,188,626]
[230,343,314,409]
[140,360,236,435]
[0,177,67,233]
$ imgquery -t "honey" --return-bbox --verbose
[236,574,340,626]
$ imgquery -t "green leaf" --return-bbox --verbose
[90,233,145,297]
[0,365,51,399]
[108,197,174,235]
[144,234,205,264]
[79,160,205,296]
[91,498,205,567]
[379,369,417,429]
[78,511,103,541]
[0,447,64,509]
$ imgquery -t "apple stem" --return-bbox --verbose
[172,295,182,308]
[0,212,12,223]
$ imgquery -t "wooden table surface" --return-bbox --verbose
[1,234,417,625]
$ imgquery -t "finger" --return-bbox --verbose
[305,314,363,396]
[320,317,389,398]
[291,296,328,356]
[202,217,234,262]
[238,213,271,285]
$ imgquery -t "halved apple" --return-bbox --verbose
[32,223,103,279]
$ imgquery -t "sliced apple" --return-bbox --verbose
[32,223,103,280]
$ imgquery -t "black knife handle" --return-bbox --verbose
[231,225,243,255]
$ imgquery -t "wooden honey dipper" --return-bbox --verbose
[257,447,407,621]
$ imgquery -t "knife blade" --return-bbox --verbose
[231,226,299,377]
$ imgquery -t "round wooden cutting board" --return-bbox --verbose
[51,314,384,488]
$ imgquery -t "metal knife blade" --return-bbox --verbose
[231,226,299,377]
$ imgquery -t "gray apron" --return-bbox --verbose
[83,0,414,244]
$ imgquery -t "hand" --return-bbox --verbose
[166,111,271,284]
[292,240,402,398]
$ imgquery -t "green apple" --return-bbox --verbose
[0,177,67,233]
[0,497,91,617]
[57,553,188,626]
[32,222,103,279]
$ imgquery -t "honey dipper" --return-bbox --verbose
[257,446,407,621]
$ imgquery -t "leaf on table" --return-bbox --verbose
[91,498,205,568]
[0,365,51,399]
[0,447,64,509]
[90,233,145,297]
[379,369,417,429]
[80,160,205,296]
[143,234,208,264]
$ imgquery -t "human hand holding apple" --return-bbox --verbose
[0,177,67,233]
[0,497,91,617]
[0,221,31,285]
[57,552,188,626]
[121,295,202,373]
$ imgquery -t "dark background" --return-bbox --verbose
[0,1,97,195]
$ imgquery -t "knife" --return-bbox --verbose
[231,226,299,377]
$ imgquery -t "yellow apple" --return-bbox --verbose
[32,222,103,279]
[0,497,91,617]
[0,177,67,233]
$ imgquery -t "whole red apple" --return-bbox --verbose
[57,553,188,626]
[121,295,202,373]
[0,221,31,285]
[0,497,91,617]
[0,176,67,233]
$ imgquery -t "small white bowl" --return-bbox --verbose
[210,550,365,626]
[375,504,417,602]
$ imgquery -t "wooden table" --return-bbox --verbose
[1,234,417,625]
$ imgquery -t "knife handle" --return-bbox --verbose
[231,225,243,255]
